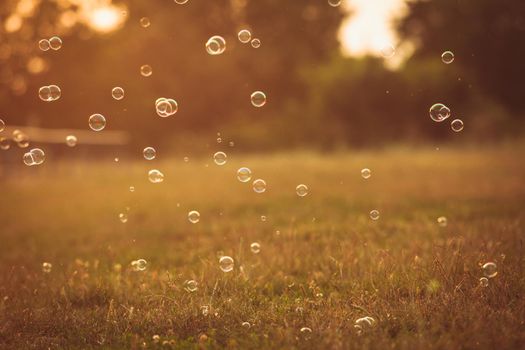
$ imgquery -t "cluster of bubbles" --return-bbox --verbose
[38,36,62,51]
[213,151,227,165]
[155,98,178,117]
[250,91,267,107]
[38,85,61,102]
[188,210,200,224]
[219,256,234,272]
[354,316,377,335]
[88,114,106,131]
[112,87,125,100]
[143,147,156,160]
[478,262,497,287]
[131,259,148,271]
[42,262,52,273]
[237,29,261,48]
[429,103,464,132]
[148,169,165,183]
[23,148,45,166]
[205,36,226,55]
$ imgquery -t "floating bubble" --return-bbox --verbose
[250,38,261,48]
[148,169,164,183]
[237,167,252,182]
[184,279,198,292]
[213,151,227,165]
[250,242,261,254]
[38,85,61,101]
[152,335,160,343]
[380,44,396,58]
[354,317,376,335]
[219,256,234,272]
[250,91,266,107]
[216,137,222,143]
[300,327,312,339]
[252,179,267,193]
[369,209,380,220]
[205,35,226,55]
[361,168,371,179]
[131,259,148,271]
[200,305,210,316]
[327,0,342,7]
[140,64,152,77]
[23,152,35,166]
[0,119,4,132]
[140,17,150,28]
[111,87,124,100]
[188,210,200,224]
[155,97,178,117]
[296,184,309,197]
[451,119,464,132]
[437,216,447,227]
[482,262,497,278]
[479,277,489,287]
[242,321,251,329]
[66,135,77,147]
[238,29,251,43]
[183,156,189,162]
[0,137,11,150]
[38,39,50,51]
[174,0,189,3]
[441,50,454,64]
[49,36,62,50]
[229,141,234,147]
[119,212,128,223]
[42,262,52,273]
[260,215,267,222]
[16,131,30,148]
[88,113,106,131]
[143,147,156,160]
[429,103,451,122]
[28,148,45,165]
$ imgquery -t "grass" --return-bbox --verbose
[1,144,525,349]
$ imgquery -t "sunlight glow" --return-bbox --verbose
[86,5,124,33]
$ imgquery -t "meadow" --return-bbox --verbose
[1,144,524,349]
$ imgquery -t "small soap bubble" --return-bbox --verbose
[140,17,150,28]
[0,119,5,132]
[296,184,309,197]
[183,156,189,162]
[205,35,226,55]
[482,262,497,278]
[66,135,77,147]
[38,39,50,51]
[213,151,227,165]
[252,179,267,193]
[119,212,128,223]
[39,85,61,101]
[250,91,266,107]
[250,242,261,254]
[238,29,251,43]
[129,186,135,192]
[479,277,489,287]
[131,259,148,271]
[429,103,451,122]
[0,137,11,150]
[140,64,152,77]
[23,152,35,166]
[49,36,62,50]
[88,113,106,131]
[437,216,447,227]
[361,168,371,179]
[216,137,222,143]
[237,167,252,182]
[380,44,396,58]
[451,119,464,132]
[148,169,164,183]
[111,87,124,100]
[42,262,52,273]
[369,209,380,221]
[143,147,156,160]
[242,321,251,329]
[188,210,200,224]
[219,256,234,272]
[327,0,342,7]
[29,148,45,165]
[441,50,454,64]
[174,0,189,4]
[184,279,198,292]
[260,215,267,222]
[250,38,261,48]
[300,327,312,339]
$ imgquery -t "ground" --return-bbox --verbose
[1,144,524,349]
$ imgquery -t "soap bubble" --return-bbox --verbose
[451,119,464,132]
[429,103,451,122]
[479,277,489,287]
[296,184,309,197]
[482,262,497,278]
[0,119,4,132]
[38,85,61,101]
[28,148,45,165]
[369,209,380,220]
[49,36,62,50]
[300,327,312,339]
[23,152,35,166]
[441,51,454,64]
[250,242,261,254]
[250,38,261,48]
[327,0,342,7]
[380,44,396,58]
[361,168,371,179]
[143,147,156,160]
[155,97,178,117]
[184,279,198,292]
[140,17,150,28]
[250,91,266,107]
[213,151,227,165]
[0,137,11,150]
[237,167,252,182]
[66,135,77,147]
[354,317,376,335]
[131,259,148,271]
[241,321,251,329]
[119,212,128,223]
[188,210,200,224]
[205,35,226,55]
[148,169,164,183]
[140,64,152,77]
[42,262,52,273]
[238,29,251,43]
[252,179,267,193]
[437,216,447,227]
[129,186,135,192]
[219,256,234,272]
[38,39,50,51]
[88,114,106,131]
[174,0,189,4]
[111,87,124,100]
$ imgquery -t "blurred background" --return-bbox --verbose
[0,0,524,154]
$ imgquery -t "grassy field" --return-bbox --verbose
[1,144,525,349]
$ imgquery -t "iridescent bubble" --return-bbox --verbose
[184,279,198,292]
[213,151,227,165]
[250,242,261,254]
[361,168,371,179]
[29,148,45,165]
[451,119,464,132]
[188,210,200,224]
[49,36,62,50]
[140,64,152,77]
[38,39,50,51]
[437,216,447,227]
[380,44,396,58]
[205,35,226,55]
[479,277,489,287]
[119,212,128,223]
[148,169,164,183]
[238,29,251,43]
[250,38,261,48]
[143,147,156,160]
[327,0,342,7]
[111,87,124,100]
[250,91,266,107]
[252,179,266,193]
[219,256,234,272]
[429,103,451,122]
[0,119,4,132]
[155,97,178,117]
[369,209,380,221]
[88,113,106,131]
[0,137,11,150]
[482,262,497,278]
[66,135,77,147]
[296,184,309,197]
[140,17,150,28]
[237,167,252,182]
[42,262,52,273]
[441,51,454,64]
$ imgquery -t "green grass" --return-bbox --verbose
[1,145,525,349]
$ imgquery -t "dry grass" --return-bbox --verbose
[1,144,525,349]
